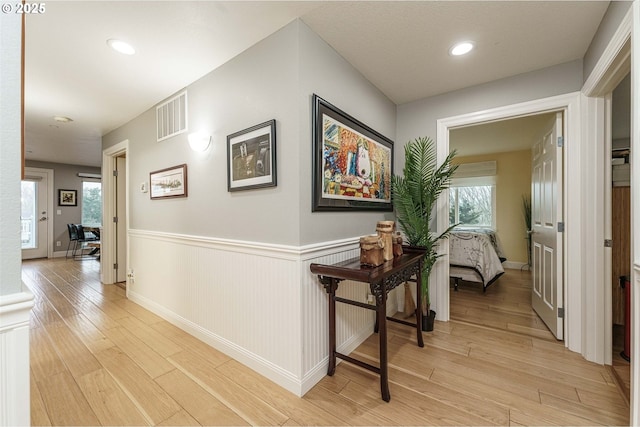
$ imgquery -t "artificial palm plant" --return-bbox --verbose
[392,136,458,326]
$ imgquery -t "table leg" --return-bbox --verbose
[378,284,390,402]
[416,267,424,348]
[328,278,337,376]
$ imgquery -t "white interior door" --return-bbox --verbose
[531,112,564,339]
[21,169,52,260]
[116,155,127,282]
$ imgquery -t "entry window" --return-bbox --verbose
[82,181,102,226]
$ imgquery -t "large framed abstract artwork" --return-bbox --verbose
[312,94,393,211]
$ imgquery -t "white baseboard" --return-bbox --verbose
[503,261,528,270]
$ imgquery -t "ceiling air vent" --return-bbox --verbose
[156,91,187,142]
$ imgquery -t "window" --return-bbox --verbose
[449,176,496,228]
[449,161,497,228]
[82,181,102,226]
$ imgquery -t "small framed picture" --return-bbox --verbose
[58,189,77,206]
[150,164,188,199]
[227,119,277,192]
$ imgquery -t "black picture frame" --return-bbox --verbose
[58,189,77,206]
[312,94,394,212]
[227,119,277,192]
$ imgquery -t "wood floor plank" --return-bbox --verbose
[94,346,182,424]
[78,302,123,331]
[157,409,201,426]
[155,368,250,426]
[168,350,289,426]
[29,326,67,382]
[63,314,115,354]
[116,315,184,357]
[29,370,52,427]
[304,383,397,425]
[540,391,628,426]
[41,320,103,379]
[36,371,101,426]
[113,298,165,325]
[342,362,509,425]
[101,325,176,379]
[76,368,150,426]
[429,368,603,426]
[217,359,347,426]
[150,320,231,366]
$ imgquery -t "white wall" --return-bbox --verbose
[0,11,23,297]
[102,20,397,396]
[0,13,33,427]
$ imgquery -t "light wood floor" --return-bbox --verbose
[23,258,629,426]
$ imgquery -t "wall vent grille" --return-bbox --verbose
[156,91,187,142]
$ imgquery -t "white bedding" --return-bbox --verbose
[449,230,505,288]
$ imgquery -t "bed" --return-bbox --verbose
[449,229,505,292]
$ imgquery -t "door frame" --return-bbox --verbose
[435,92,581,352]
[101,140,129,286]
[22,166,54,259]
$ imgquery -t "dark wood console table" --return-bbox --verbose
[310,246,426,402]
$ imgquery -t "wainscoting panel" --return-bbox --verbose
[128,230,303,393]
[0,291,34,426]
[127,230,399,396]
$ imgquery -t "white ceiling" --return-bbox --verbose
[23,1,611,167]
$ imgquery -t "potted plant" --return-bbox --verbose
[392,136,458,331]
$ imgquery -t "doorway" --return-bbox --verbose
[115,154,127,284]
[21,167,53,260]
[448,112,561,340]
[610,72,631,399]
[435,92,583,355]
[101,140,129,287]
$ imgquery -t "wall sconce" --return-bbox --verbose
[188,131,212,152]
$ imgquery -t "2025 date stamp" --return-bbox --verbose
[2,3,46,14]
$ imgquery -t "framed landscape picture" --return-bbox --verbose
[150,164,188,199]
[227,119,277,192]
[312,94,394,211]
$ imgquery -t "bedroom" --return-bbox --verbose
[448,112,559,339]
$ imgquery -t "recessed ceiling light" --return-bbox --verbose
[107,38,136,55]
[449,41,475,56]
[53,116,73,123]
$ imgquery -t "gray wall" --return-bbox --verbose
[25,160,101,254]
[297,21,397,245]
[395,59,584,167]
[583,1,633,82]
[103,20,396,247]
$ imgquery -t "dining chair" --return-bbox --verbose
[65,223,79,258]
